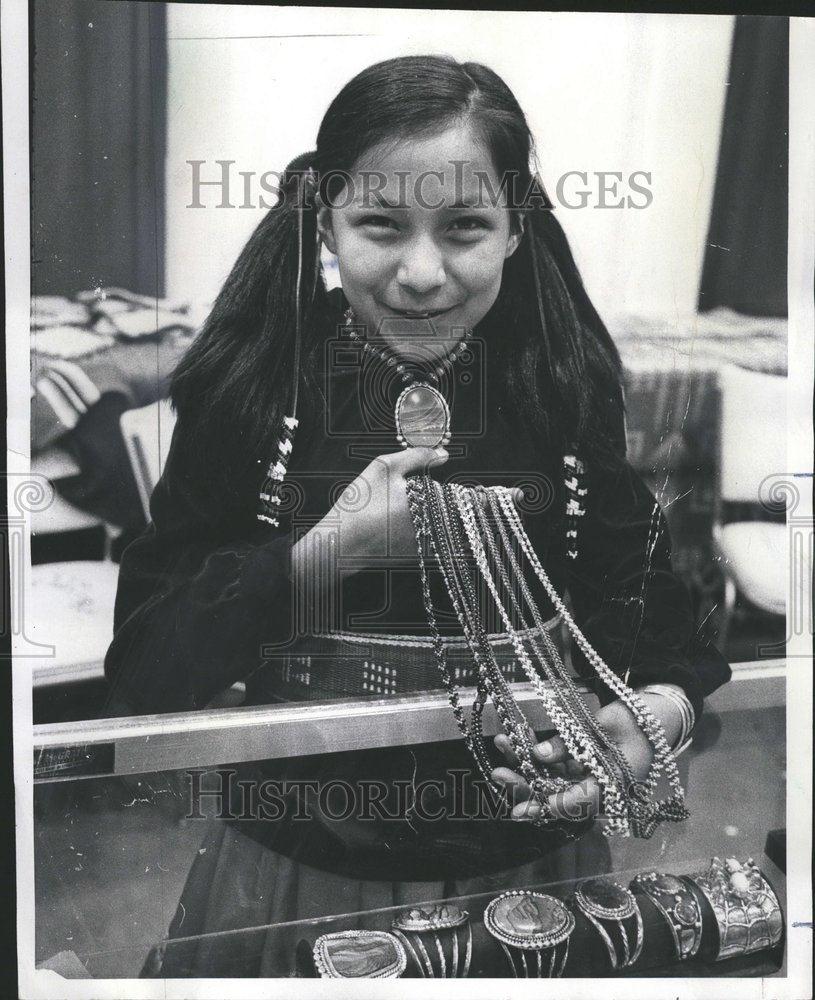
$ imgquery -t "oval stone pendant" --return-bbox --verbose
[395,382,451,449]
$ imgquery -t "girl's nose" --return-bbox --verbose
[396,237,446,295]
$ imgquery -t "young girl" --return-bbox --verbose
[103,56,730,973]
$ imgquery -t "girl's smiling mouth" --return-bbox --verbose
[384,305,458,319]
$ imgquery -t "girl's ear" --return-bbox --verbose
[504,214,525,259]
[316,203,337,255]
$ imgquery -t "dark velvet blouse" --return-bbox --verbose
[101,292,731,879]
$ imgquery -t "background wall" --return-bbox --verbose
[164,6,734,323]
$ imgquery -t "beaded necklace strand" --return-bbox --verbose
[407,478,567,823]
[433,481,564,804]
[468,487,637,835]
[406,479,496,789]
[452,485,623,829]
[494,486,689,834]
[406,476,689,839]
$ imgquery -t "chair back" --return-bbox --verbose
[120,399,177,521]
[718,364,786,505]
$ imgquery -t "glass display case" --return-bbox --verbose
[140,855,785,979]
[33,660,785,979]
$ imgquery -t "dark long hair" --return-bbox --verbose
[171,55,625,517]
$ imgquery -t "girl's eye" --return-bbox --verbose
[449,217,489,237]
[358,215,399,231]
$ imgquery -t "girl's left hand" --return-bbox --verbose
[491,691,684,824]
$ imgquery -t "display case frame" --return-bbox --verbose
[33,659,785,781]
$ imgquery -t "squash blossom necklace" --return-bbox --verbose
[342,306,470,449]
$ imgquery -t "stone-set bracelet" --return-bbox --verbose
[630,871,703,961]
[682,856,784,961]
[573,877,644,970]
[391,903,472,978]
[312,929,407,978]
[484,890,575,978]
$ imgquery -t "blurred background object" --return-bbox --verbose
[119,399,176,522]
[713,366,787,654]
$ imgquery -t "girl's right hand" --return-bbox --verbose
[292,446,449,574]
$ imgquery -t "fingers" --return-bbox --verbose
[493,736,596,823]
[547,776,601,822]
[490,767,532,807]
[532,735,570,765]
[562,757,588,779]
[511,798,544,821]
[475,487,524,508]
[495,730,576,769]
[384,446,449,478]
[509,776,602,824]
[493,722,537,765]
[378,451,525,505]
[493,733,518,766]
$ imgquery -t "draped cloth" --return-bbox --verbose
[31,0,167,298]
[698,15,788,317]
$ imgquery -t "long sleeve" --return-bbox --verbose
[564,459,731,719]
[102,429,296,718]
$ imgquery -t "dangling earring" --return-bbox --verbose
[563,451,587,560]
[257,415,299,526]
[257,168,317,526]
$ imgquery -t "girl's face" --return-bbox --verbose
[318,123,522,365]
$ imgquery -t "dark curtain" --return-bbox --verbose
[31,0,167,298]
[698,16,788,318]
